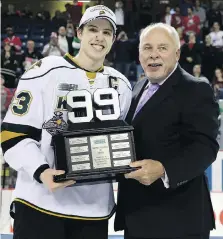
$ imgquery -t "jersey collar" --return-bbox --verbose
[64,53,104,73]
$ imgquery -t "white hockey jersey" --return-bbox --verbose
[1,53,132,219]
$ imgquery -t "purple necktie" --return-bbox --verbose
[134,83,160,118]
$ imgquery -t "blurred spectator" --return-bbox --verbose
[52,10,62,21]
[52,10,67,27]
[66,21,75,38]
[182,7,201,37]
[36,3,51,20]
[1,75,15,121]
[213,68,223,99]
[125,0,139,36]
[171,6,183,29]
[3,27,22,53]
[161,5,172,26]
[72,31,81,56]
[66,21,76,55]
[209,22,223,49]
[58,26,69,54]
[177,27,186,46]
[209,22,223,68]
[207,2,222,28]
[115,1,125,33]
[132,28,144,80]
[114,31,132,78]
[138,71,146,81]
[192,64,209,83]
[193,0,206,28]
[139,0,153,29]
[21,40,43,72]
[180,32,201,74]
[67,0,82,25]
[61,4,71,22]
[21,4,33,18]
[3,4,19,18]
[179,0,193,16]
[201,34,218,82]
[42,32,66,57]
[1,43,18,88]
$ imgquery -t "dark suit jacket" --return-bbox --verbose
[114,65,219,238]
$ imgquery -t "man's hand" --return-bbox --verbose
[125,159,165,186]
[40,168,75,192]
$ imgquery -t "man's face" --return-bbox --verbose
[59,27,66,36]
[213,22,220,31]
[175,7,180,14]
[166,7,171,14]
[215,69,222,78]
[139,28,180,83]
[77,19,114,61]
[6,28,14,37]
[189,33,195,43]
[193,65,201,75]
[195,0,200,7]
[27,41,35,50]
[187,8,192,15]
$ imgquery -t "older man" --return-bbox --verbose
[114,23,219,239]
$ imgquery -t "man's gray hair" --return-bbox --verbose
[139,23,181,50]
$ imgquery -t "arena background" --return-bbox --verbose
[1,0,223,238]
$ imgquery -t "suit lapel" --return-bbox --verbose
[132,66,181,123]
[126,78,148,123]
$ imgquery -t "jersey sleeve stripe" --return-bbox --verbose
[1,123,42,154]
[1,123,42,136]
[1,131,27,143]
[1,135,32,154]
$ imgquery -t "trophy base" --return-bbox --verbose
[53,166,139,185]
[52,120,137,186]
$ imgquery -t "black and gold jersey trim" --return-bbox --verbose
[64,53,104,73]
[13,198,116,220]
[1,123,42,154]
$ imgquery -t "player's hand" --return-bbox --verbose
[125,159,164,186]
[40,168,75,192]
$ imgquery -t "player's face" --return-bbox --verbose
[78,19,114,61]
[139,28,180,83]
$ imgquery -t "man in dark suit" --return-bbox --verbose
[114,23,219,239]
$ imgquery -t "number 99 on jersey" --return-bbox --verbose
[52,88,137,185]
[66,88,121,123]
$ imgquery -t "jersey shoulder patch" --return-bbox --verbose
[21,56,74,80]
